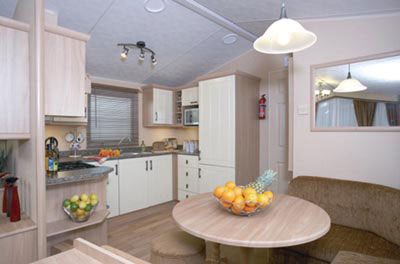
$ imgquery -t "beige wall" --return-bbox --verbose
[210,50,286,176]
[293,14,400,189]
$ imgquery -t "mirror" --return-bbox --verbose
[312,52,400,130]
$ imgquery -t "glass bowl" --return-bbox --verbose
[63,203,97,223]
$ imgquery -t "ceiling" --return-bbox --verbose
[1,0,400,87]
[315,55,400,96]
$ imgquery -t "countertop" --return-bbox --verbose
[47,150,199,186]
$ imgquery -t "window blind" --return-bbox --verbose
[88,85,139,148]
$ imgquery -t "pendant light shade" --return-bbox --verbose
[253,4,317,54]
[334,65,367,93]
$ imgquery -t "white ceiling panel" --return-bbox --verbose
[237,20,275,37]
[143,28,252,86]
[85,0,220,84]
[45,0,115,33]
[194,0,400,24]
[0,0,17,18]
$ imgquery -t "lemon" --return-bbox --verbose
[70,195,79,203]
[80,193,89,202]
[79,201,87,209]
[76,208,84,217]
[90,199,98,206]
[90,194,98,201]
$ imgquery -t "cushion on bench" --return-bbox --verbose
[332,251,400,264]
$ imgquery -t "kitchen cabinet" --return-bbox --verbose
[177,155,200,200]
[103,160,119,218]
[118,155,173,215]
[199,73,260,186]
[0,23,30,139]
[44,28,90,117]
[153,88,174,124]
[182,87,198,106]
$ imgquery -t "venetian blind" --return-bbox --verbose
[88,85,139,148]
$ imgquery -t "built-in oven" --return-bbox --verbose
[184,108,199,126]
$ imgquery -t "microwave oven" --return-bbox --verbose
[184,108,199,126]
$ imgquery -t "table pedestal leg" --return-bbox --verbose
[240,248,272,264]
[240,247,251,264]
[205,241,221,264]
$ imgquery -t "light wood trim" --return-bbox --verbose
[288,56,294,172]
[141,84,177,91]
[0,16,30,32]
[173,193,331,248]
[0,133,31,140]
[102,246,151,264]
[0,229,37,263]
[33,248,103,264]
[47,210,109,237]
[310,50,400,132]
[91,76,143,91]
[74,238,133,264]
[235,74,260,185]
[196,70,261,83]
[172,154,178,200]
[45,24,90,42]
[0,213,37,239]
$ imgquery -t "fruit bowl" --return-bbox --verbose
[62,193,99,223]
[214,184,274,217]
[63,203,97,223]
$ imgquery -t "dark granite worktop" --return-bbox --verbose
[46,166,113,186]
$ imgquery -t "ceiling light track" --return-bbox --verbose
[118,41,157,65]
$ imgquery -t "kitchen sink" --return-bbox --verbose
[120,152,153,157]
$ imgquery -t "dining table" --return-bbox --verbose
[172,192,331,264]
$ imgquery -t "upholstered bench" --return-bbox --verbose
[150,230,205,264]
[273,176,400,264]
[332,251,400,264]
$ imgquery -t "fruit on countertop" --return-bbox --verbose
[99,148,121,157]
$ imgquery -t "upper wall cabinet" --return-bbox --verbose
[142,85,181,127]
[44,26,90,117]
[182,87,198,106]
[0,19,30,139]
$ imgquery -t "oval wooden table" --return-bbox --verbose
[172,193,331,264]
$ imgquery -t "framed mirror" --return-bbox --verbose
[311,51,400,131]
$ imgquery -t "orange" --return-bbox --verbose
[232,196,245,210]
[213,186,226,199]
[243,187,256,197]
[221,189,236,202]
[245,193,258,207]
[244,206,256,213]
[220,200,232,209]
[231,206,242,215]
[257,194,269,208]
[225,181,236,189]
[233,187,243,197]
[263,191,274,203]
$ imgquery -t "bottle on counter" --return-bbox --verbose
[140,140,146,152]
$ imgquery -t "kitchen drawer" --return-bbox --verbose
[178,167,199,183]
[178,155,199,168]
[178,177,199,193]
[178,190,198,201]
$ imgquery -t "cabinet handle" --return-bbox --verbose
[150,160,153,171]
[186,195,189,199]
[186,184,189,189]
[198,168,201,179]
[186,171,188,177]
[155,112,158,121]
[146,160,148,171]
[190,101,197,104]
[186,160,188,165]
[115,164,118,176]
[84,107,87,118]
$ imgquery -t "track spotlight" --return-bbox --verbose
[120,46,129,61]
[139,49,145,61]
[151,54,157,65]
[117,41,157,66]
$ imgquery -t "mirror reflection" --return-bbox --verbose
[314,54,400,128]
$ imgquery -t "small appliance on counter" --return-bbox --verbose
[183,108,199,126]
[183,140,198,153]
[165,138,178,151]
[2,176,21,222]
[45,137,59,175]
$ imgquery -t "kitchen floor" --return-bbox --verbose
[107,201,180,261]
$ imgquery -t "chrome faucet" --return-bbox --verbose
[118,136,131,147]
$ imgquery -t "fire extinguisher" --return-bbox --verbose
[259,94,267,119]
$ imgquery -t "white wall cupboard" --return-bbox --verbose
[44,28,89,117]
[0,24,30,139]
[198,73,260,186]
[153,88,174,125]
[182,87,198,106]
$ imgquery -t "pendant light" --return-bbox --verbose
[334,64,367,93]
[253,3,317,54]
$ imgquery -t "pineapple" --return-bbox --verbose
[246,170,277,194]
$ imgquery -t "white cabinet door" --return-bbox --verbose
[149,155,173,205]
[199,76,236,167]
[119,157,148,214]
[198,165,235,194]
[45,32,86,117]
[182,87,198,106]
[178,190,197,201]
[103,160,119,218]
[153,88,173,124]
[0,25,30,137]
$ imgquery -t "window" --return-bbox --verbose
[88,84,139,148]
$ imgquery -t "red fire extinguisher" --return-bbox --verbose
[259,94,267,119]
